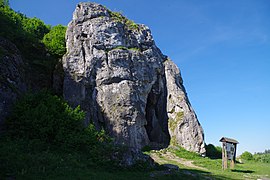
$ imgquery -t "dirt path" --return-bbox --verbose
[150,151,207,171]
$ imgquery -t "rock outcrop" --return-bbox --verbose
[0,37,26,127]
[63,2,205,154]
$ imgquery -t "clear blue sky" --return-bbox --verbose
[10,0,270,155]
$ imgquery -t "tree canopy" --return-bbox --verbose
[42,25,67,57]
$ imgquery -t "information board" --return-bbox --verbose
[226,143,235,160]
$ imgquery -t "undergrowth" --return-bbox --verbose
[0,91,116,178]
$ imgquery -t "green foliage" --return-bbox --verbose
[0,5,62,90]
[109,11,139,30]
[254,151,270,163]
[5,91,110,150]
[205,144,222,159]
[6,91,83,143]
[22,17,50,40]
[0,5,49,42]
[0,0,8,6]
[1,91,117,178]
[42,25,67,57]
[240,151,254,161]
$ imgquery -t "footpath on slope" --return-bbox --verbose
[150,150,270,180]
[150,151,207,171]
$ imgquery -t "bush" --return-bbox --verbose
[5,91,109,150]
[240,151,254,161]
[1,92,118,178]
[206,144,222,159]
[254,153,270,163]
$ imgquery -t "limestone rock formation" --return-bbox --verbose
[0,37,26,127]
[165,60,205,154]
[63,2,205,154]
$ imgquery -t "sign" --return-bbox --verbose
[226,143,235,160]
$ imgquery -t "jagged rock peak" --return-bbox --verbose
[63,2,206,156]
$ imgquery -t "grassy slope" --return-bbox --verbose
[3,139,268,180]
[148,147,270,180]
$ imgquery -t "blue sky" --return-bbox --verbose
[10,0,270,155]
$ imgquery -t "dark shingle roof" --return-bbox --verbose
[219,137,239,144]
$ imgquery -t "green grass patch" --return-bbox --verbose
[108,11,139,31]
[170,146,270,179]
[171,146,201,160]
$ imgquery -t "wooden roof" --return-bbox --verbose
[219,137,239,144]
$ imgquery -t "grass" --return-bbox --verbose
[105,46,141,53]
[108,11,139,30]
[151,147,270,180]
[1,136,269,179]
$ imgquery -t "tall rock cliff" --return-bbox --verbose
[63,2,205,154]
[0,37,27,127]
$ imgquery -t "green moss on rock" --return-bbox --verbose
[108,11,139,31]
[168,111,184,132]
[170,135,177,146]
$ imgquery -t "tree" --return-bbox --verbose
[42,25,67,57]
[240,151,253,161]
[22,17,50,40]
[205,144,222,159]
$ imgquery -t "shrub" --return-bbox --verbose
[5,91,110,150]
[6,91,83,142]
[206,144,222,159]
[240,151,254,161]
[254,153,270,163]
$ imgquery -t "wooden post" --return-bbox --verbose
[230,144,237,169]
[222,142,228,170]
[230,159,235,169]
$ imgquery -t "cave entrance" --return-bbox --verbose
[144,84,170,150]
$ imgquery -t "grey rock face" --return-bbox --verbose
[0,37,26,127]
[63,2,205,154]
[165,60,205,154]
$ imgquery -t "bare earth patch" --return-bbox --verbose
[150,151,207,171]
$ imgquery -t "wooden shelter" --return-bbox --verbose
[220,137,239,170]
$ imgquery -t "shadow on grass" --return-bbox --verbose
[231,169,254,173]
[178,168,232,180]
[150,164,231,180]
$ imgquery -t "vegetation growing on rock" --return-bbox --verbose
[0,2,66,90]
[168,111,184,133]
[108,10,139,30]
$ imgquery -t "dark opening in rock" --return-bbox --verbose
[144,82,170,150]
